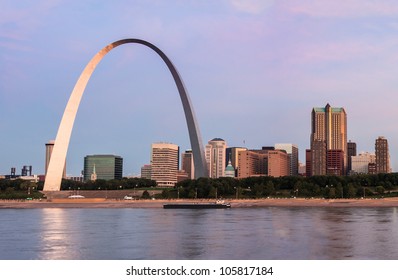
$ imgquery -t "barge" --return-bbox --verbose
[163,200,231,209]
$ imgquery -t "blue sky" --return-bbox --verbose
[1,0,398,176]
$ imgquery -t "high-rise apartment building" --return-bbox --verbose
[205,138,227,178]
[275,143,299,176]
[375,136,390,173]
[309,140,327,175]
[310,103,347,175]
[83,154,123,181]
[45,140,66,178]
[151,143,179,187]
[181,150,194,180]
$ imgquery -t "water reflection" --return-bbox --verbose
[1,207,398,259]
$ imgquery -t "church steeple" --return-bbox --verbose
[90,164,97,181]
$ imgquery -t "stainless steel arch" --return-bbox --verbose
[44,39,208,191]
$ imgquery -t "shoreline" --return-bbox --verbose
[2,197,398,209]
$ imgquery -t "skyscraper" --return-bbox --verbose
[83,154,123,181]
[347,140,357,174]
[275,143,299,176]
[310,103,347,175]
[181,150,194,180]
[151,143,179,187]
[375,136,390,173]
[205,138,227,178]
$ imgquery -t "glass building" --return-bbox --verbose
[83,155,123,181]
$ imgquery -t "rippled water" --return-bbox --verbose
[1,207,398,260]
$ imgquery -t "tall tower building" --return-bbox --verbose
[83,154,123,181]
[347,140,357,174]
[310,103,347,175]
[151,143,179,187]
[45,140,66,178]
[375,136,390,173]
[275,144,299,176]
[181,150,194,180]
[205,138,227,178]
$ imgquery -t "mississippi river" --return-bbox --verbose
[1,207,398,259]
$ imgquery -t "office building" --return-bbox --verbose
[310,103,347,175]
[151,143,179,187]
[351,152,376,174]
[205,138,227,178]
[327,150,344,176]
[181,150,194,180]
[268,150,289,177]
[309,140,327,175]
[347,140,357,174]
[375,136,390,173]
[238,150,268,178]
[83,154,123,181]
[237,149,288,178]
[275,143,299,176]
[141,164,152,180]
[305,149,312,177]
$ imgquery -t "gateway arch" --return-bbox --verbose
[44,38,208,191]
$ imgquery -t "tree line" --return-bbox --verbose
[161,173,398,199]
[1,173,398,199]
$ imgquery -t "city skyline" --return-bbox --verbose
[1,1,398,176]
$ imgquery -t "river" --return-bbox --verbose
[1,207,397,259]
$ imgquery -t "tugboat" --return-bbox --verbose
[163,199,231,209]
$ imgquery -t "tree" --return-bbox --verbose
[375,186,385,196]
[346,184,356,198]
[141,190,151,199]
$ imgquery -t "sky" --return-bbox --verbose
[1,0,398,176]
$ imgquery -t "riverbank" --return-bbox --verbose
[1,197,398,208]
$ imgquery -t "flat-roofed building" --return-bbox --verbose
[351,152,376,174]
[275,143,299,176]
[327,149,344,176]
[237,149,288,178]
[151,143,179,187]
[268,150,289,177]
[84,154,123,181]
[237,150,267,178]
[375,136,390,173]
[181,150,194,180]
[140,164,152,180]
